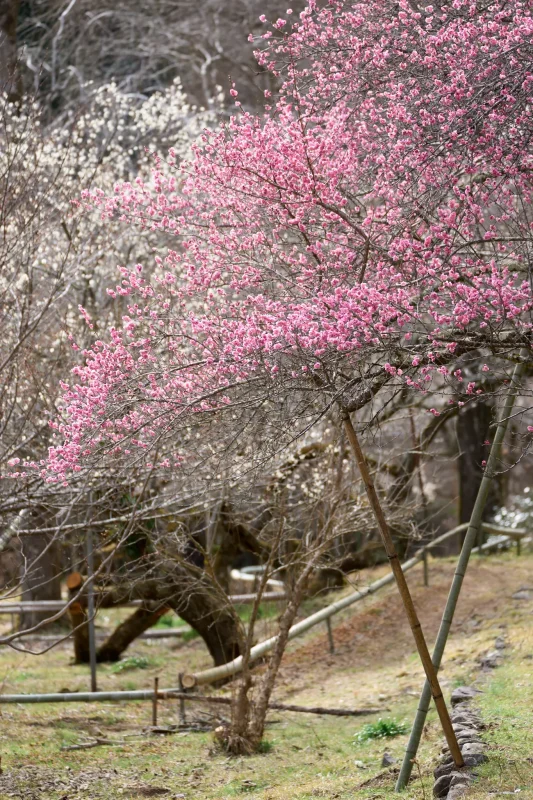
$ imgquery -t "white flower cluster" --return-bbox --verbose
[0,79,218,478]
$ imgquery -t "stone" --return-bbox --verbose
[454,727,481,739]
[512,589,532,600]
[381,752,395,767]
[434,761,455,780]
[454,715,482,725]
[463,752,487,767]
[433,773,453,797]
[461,742,485,756]
[480,650,502,669]
[450,772,472,788]
[447,786,469,799]
[457,735,482,747]
[353,760,366,769]
[494,636,506,650]
[451,686,481,706]
[452,706,477,718]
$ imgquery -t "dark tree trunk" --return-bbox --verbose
[456,398,502,528]
[19,518,65,630]
[0,0,22,102]
[95,605,168,663]
[170,587,242,666]
[79,567,243,667]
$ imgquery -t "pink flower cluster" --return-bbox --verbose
[45,0,533,480]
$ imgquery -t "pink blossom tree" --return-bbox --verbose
[38,0,533,754]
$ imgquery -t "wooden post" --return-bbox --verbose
[342,412,463,768]
[67,572,90,664]
[326,617,335,654]
[516,535,521,557]
[86,530,97,692]
[68,602,90,663]
[178,673,190,726]
[423,550,429,587]
[152,677,159,727]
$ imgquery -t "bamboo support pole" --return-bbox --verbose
[0,688,381,717]
[396,355,527,791]
[342,413,463,767]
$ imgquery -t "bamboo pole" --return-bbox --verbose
[342,413,463,767]
[0,688,380,716]
[395,355,527,791]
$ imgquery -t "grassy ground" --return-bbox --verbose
[0,551,532,799]
[465,596,533,799]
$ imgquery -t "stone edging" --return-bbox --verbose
[433,685,487,799]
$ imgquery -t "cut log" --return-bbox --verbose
[180,673,197,690]
[66,572,83,591]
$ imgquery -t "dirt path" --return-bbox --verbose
[271,554,531,705]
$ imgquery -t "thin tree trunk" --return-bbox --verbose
[342,411,463,768]
[247,555,319,748]
[456,397,502,542]
[227,519,284,751]
[395,355,526,791]
[20,524,65,630]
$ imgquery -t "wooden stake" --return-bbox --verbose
[152,677,159,727]
[342,413,463,767]
[178,673,187,725]
[326,617,335,654]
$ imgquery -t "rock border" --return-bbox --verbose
[432,631,508,798]
[432,685,487,799]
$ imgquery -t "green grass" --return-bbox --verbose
[181,628,201,643]
[154,613,187,629]
[237,602,282,624]
[466,643,533,798]
[110,655,154,673]
[1,554,533,799]
[354,718,408,743]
